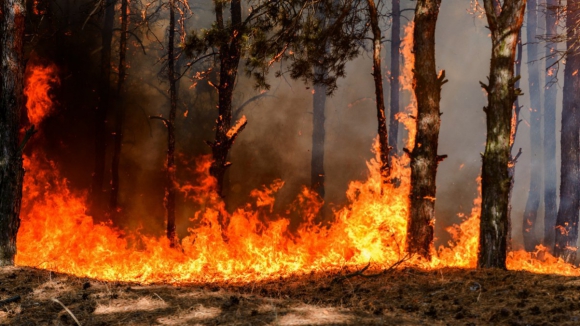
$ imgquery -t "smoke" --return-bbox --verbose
[26,0,563,250]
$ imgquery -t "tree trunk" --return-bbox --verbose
[209,0,246,201]
[554,1,580,262]
[311,3,329,200]
[109,0,129,214]
[311,70,327,199]
[388,0,400,157]
[366,0,390,184]
[92,0,116,212]
[0,0,26,266]
[478,0,526,269]
[522,0,542,252]
[508,30,523,253]
[543,0,558,249]
[406,0,444,260]
[166,0,177,246]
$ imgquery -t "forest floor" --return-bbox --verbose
[0,265,579,325]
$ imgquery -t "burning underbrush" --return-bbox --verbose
[13,144,580,284]
[13,61,580,285]
[15,148,418,283]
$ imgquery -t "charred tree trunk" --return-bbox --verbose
[388,0,400,157]
[543,0,558,249]
[208,0,246,200]
[554,1,580,262]
[478,0,526,269]
[0,0,26,266]
[406,0,445,260]
[508,31,524,252]
[166,0,177,246]
[109,0,129,214]
[311,68,327,199]
[522,0,542,252]
[92,0,116,211]
[367,0,390,184]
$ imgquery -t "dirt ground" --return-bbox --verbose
[0,265,579,325]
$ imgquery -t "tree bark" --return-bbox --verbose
[109,0,129,214]
[406,0,444,260]
[388,0,401,157]
[478,0,526,269]
[208,0,245,201]
[508,30,523,253]
[366,0,390,184]
[543,0,558,249]
[554,1,580,262]
[0,0,26,265]
[166,0,177,246]
[522,0,542,252]
[92,0,116,211]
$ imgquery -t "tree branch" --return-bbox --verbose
[150,115,170,127]
[17,125,37,155]
[331,255,410,284]
[233,93,276,120]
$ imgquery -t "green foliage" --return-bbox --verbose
[184,0,372,94]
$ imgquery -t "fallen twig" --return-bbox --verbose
[332,255,410,284]
[51,298,81,326]
[332,262,371,284]
[153,293,165,303]
[0,295,21,307]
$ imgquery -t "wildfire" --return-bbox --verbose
[14,25,580,284]
[24,63,59,126]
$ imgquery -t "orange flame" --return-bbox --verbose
[15,51,580,283]
[24,63,59,126]
[16,147,414,283]
[396,22,417,150]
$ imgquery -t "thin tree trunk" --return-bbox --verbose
[209,0,246,201]
[554,1,580,262]
[479,0,526,269]
[311,3,329,200]
[366,0,390,184]
[92,0,116,211]
[543,0,558,249]
[0,0,26,266]
[406,0,444,260]
[389,0,400,157]
[508,31,524,252]
[311,70,327,199]
[109,0,129,214]
[522,0,542,252]
[166,0,177,246]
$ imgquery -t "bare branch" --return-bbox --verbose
[233,92,276,120]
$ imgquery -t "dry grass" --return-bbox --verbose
[0,265,579,325]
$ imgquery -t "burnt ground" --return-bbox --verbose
[0,265,579,325]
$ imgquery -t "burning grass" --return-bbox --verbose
[3,265,580,325]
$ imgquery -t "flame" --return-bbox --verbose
[24,63,59,126]
[396,22,417,150]
[16,147,415,283]
[15,38,580,284]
